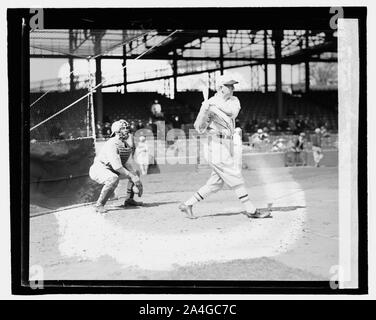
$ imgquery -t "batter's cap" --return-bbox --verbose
[217,75,239,86]
[110,120,130,137]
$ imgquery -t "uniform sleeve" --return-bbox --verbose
[229,97,241,119]
[194,102,210,134]
[212,96,241,119]
[107,142,123,171]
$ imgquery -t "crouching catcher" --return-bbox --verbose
[89,119,143,214]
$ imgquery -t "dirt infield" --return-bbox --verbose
[30,166,338,281]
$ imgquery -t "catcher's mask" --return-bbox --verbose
[110,120,130,139]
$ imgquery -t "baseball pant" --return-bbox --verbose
[89,162,137,205]
[202,136,244,188]
[186,136,255,212]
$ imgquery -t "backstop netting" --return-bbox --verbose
[29,78,102,211]
[30,89,94,142]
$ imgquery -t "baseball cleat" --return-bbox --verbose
[246,208,271,219]
[95,204,108,214]
[121,198,143,207]
[178,203,196,219]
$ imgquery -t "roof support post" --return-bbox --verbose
[264,30,268,93]
[173,50,178,98]
[219,31,224,75]
[68,30,75,91]
[122,44,127,93]
[95,57,103,125]
[273,30,284,118]
[305,30,310,93]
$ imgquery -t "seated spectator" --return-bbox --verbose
[96,122,103,138]
[102,122,111,137]
[281,118,289,131]
[272,138,286,152]
[250,128,269,149]
[130,121,137,134]
[137,119,144,130]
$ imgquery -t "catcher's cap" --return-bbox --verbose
[217,75,239,87]
[257,129,263,134]
[110,120,130,137]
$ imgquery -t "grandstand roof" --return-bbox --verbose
[30,29,337,64]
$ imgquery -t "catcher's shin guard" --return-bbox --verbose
[96,176,119,206]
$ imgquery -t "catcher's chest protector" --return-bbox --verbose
[115,140,132,167]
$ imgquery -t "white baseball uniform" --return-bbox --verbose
[185,92,255,213]
[194,93,243,188]
[89,135,135,206]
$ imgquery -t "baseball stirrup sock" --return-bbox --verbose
[234,185,256,213]
[185,184,213,206]
[185,192,204,206]
[186,189,208,206]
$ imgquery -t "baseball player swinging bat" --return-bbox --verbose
[178,75,271,219]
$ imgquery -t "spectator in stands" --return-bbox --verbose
[130,121,137,134]
[268,119,276,131]
[321,125,330,137]
[275,118,282,131]
[272,138,286,152]
[151,99,162,115]
[281,118,289,131]
[250,128,269,149]
[172,115,182,129]
[294,118,303,134]
[304,116,313,131]
[96,122,103,139]
[288,118,296,133]
[151,99,164,121]
[311,128,324,167]
[137,119,144,130]
[102,122,112,138]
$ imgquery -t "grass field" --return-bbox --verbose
[30,164,338,281]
